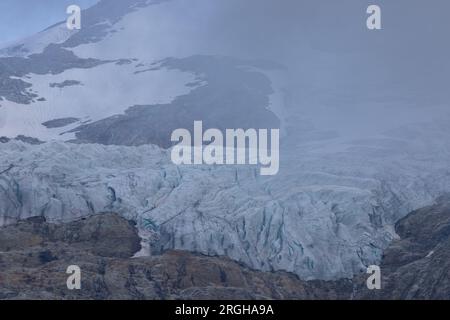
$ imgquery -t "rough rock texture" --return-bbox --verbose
[355,195,450,299]
[0,213,351,300]
[0,135,44,145]
[0,213,141,259]
[1,200,450,300]
[42,118,80,129]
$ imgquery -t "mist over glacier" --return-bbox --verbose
[0,0,449,280]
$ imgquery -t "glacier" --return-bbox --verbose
[1,119,449,280]
[1,0,450,282]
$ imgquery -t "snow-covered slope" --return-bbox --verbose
[0,0,285,143]
[0,60,199,140]
[0,22,76,58]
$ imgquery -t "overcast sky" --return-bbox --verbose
[0,0,98,46]
[1,0,449,107]
[0,0,448,139]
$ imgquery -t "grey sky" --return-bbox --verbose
[1,0,449,108]
[0,0,98,47]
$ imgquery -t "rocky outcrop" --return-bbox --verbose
[355,195,450,299]
[0,135,44,145]
[1,197,450,300]
[0,213,351,300]
[42,117,80,128]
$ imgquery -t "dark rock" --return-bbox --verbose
[355,196,450,299]
[1,198,450,300]
[0,45,108,104]
[0,212,351,300]
[38,250,58,264]
[14,135,44,145]
[49,81,82,89]
[0,136,44,145]
[42,117,80,129]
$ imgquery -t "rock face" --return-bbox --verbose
[0,213,351,300]
[355,195,450,300]
[0,213,141,260]
[1,200,449,300]
[0,135,44,145]
[42,117,81,129]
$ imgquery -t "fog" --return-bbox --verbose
[191,0,450,139]
[4,0,450,140]
[203,0,450,96]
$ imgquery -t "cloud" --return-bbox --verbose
[0,0,98,46]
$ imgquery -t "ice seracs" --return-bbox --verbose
[1,121,449,281]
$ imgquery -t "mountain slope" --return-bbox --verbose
[0,0,450,282]
[0,213,352,300]
[1,125,450,280]
[2,197,449,300]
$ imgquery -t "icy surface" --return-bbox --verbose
[1,119,449,280]
[0,22,76,58]
[1,0,450,281]
[0,62,199,140]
